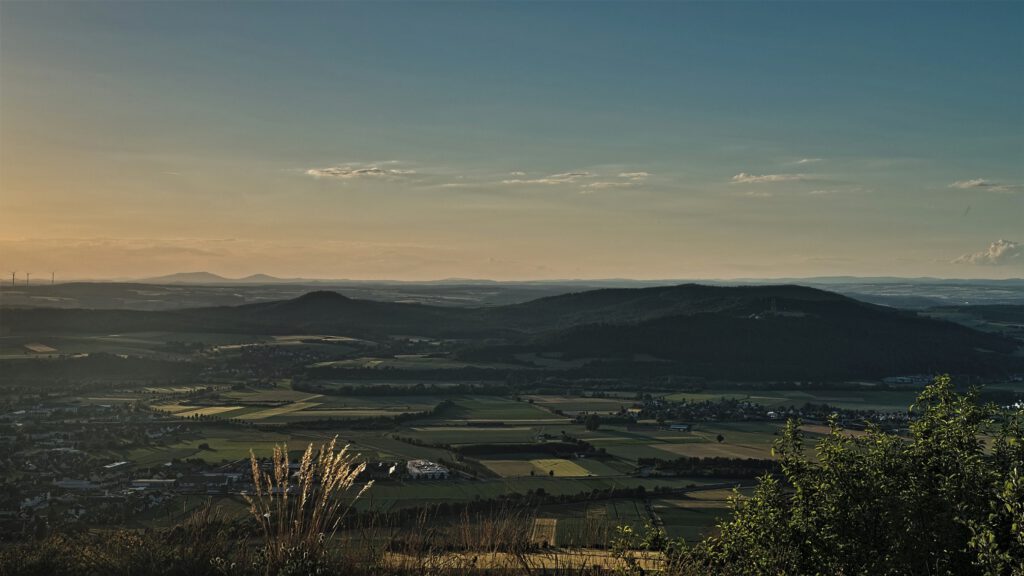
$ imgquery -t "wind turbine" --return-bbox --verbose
[25,272,30,287]
[8,272,14,289]
[51,272,55,285]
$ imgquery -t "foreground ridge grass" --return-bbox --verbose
[242,436,372,574]
[1,376,1021,575]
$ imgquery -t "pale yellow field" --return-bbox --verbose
[409,426,533,431]
[482,458,593,478]
[288,409,411,418]
[532,459,592,476]
[176,406,245,418]
[383,550,663,571]
[273,335,363,343]
[800,424,871,438]
[145,386,207,394]
[653,498,731,510]
[245,402,321,420]
[151,403,196,414]
[652,442,773,459]
[686,489,742,501]
[531,518,557,546]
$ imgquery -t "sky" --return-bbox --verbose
[1,1,1022,281]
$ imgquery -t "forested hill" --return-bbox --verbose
[511,310,1017,380]
[2,284,1020,379]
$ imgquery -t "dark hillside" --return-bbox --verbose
[2,285,1020,379]
[479,283,853,330]
[524,304,1019,379]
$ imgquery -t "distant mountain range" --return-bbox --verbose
[4,284,1021,380]
[140,272,300,284]
[137,271,1024,287]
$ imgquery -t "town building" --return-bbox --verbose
[406,459,450,480]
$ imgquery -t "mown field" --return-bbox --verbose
[359,475,732,513]
[480,457,622,478]
[661,388,921,412]
[651,488,750,541]
[151,380,446,423]
[0,332,272,359]
[310,355,523,371]
[576,421,783,461]
[526,395,637,415]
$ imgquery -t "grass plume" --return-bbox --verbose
[242,436,372,573]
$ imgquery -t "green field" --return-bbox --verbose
[176,405,247,418]
[532,499,651,547]
[445,396,568,423]
[526,395,638,415]
[0,332,271,359]
[310,355,523,371]
[153,386,600,426]
[153,381,444,423]
[402,425,550,445]
[360,475,732,512]
[525,489,747,546]
[661,388,921,412]
[118,424,462,468]
[580,422,782,461]
[122,428,299,466]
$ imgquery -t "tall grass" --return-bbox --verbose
[242,436,372,574]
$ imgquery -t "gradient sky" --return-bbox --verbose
[1,1,1022,280]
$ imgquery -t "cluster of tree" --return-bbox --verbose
[663,376,1024,575]
[392,435,450,450]
[347,484,664,531]
[293,381,511,397]
[434,456,494,479]
[637,456,779,479]
[271,400,457,431]
[0,354,199,391]
[453,440,596,457]
[303,365,516,381]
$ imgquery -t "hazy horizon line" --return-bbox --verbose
[3,272,1022,285]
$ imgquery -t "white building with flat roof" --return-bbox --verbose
[406,459,450,480]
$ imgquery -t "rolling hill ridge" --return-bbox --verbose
[2,284,1020,379]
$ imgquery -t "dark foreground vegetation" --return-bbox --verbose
[1,376,1020,575]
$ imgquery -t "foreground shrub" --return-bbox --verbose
[0,503,241,576]
[671,375,1024,575]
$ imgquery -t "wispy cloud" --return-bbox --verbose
[794,158,823,165]
[305,163,417,179]
[730,172,807,184]
[502,171,594,185]
[954,239,1022,266]
[949,178,1020,193]
[618,171,650,180]
[581,181,633,190]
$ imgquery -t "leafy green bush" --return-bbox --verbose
[671,375,1023,575]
